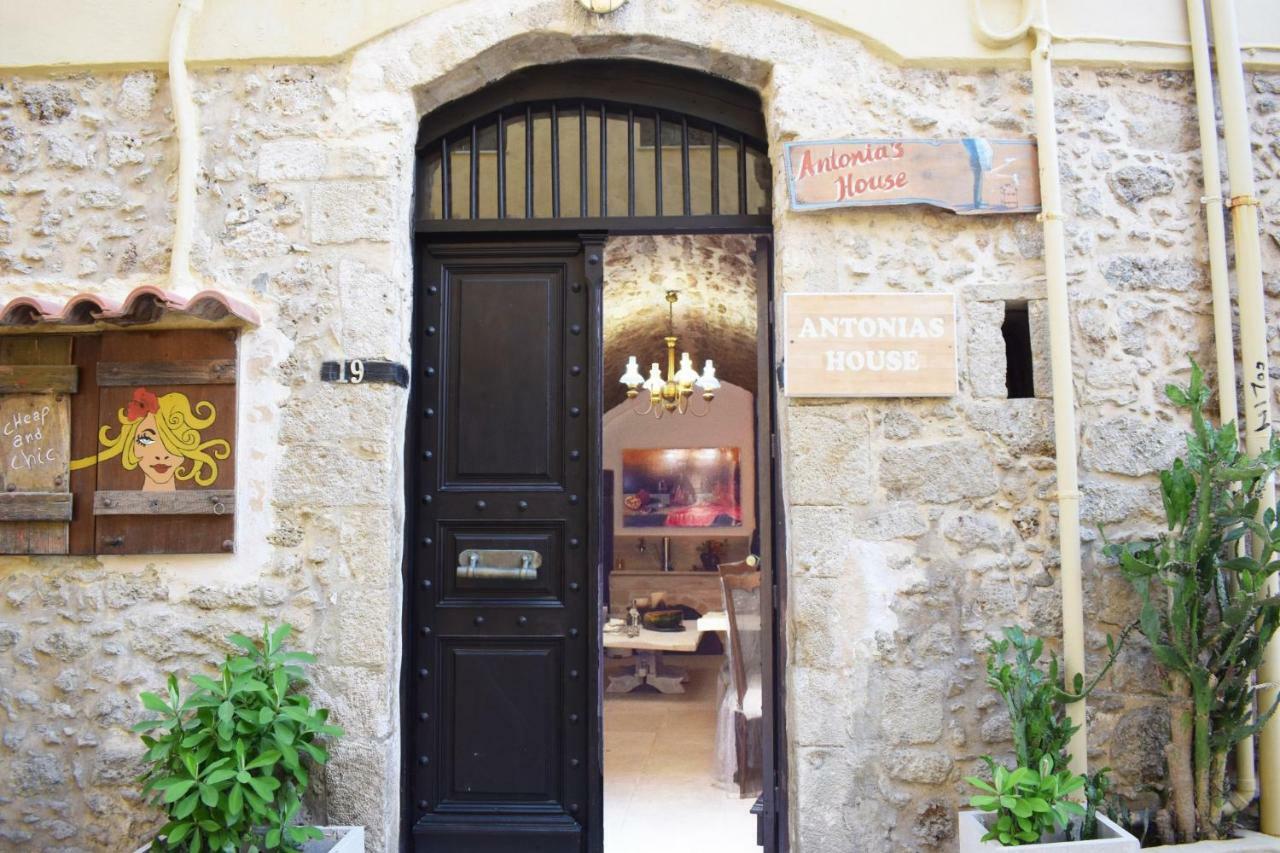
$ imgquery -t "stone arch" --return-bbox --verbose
[338,4,899,850]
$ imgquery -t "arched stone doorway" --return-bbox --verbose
[401,58,782,853]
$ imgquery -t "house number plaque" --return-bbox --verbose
[320,360,408,387]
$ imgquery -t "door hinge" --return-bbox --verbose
[770,431,778,461]
[775,360,785,393]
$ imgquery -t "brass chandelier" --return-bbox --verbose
[618,290,719,418]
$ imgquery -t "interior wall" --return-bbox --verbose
[603,381,757,543]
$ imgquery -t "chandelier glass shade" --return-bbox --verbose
[618,290,719,418]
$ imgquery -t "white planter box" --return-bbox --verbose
[1170,832,1280,851]
[135,825,364,852]
[959,811,1139,852]
[302,826,365,852]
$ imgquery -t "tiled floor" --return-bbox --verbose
[603,654,759,853]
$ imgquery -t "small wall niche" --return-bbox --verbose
[1002,302,1035,399]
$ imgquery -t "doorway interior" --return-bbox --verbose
[600,233,767,853]
[402,59,787,853]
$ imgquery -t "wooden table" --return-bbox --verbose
[695,610,762,633]
[603,619,703,694]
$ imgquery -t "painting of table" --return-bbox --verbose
[621,447,742,529]
[604,619,704,693]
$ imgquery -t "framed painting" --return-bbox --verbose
[620,447,742,529]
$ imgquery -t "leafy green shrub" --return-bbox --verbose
[1103,361,1280,842]
[971,626,1127,844]
[133,624,344,852]
[966,755,1086,846]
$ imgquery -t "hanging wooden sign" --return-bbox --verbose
[783,293,957,397]
[783,138,1040,214]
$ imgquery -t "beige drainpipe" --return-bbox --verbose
[168,0,204,290]
[1184,0,1258,817]
[972,0,1089,779]
[1207,0,1279,833]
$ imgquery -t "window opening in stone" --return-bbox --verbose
[1003,303,1035,399]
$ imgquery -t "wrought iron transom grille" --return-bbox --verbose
[417,100,771,223]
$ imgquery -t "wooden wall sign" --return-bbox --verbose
[783,138,1040,215]
[783,293,957,397]
[0,329,239,556]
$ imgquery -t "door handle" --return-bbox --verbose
[457,549,541,581]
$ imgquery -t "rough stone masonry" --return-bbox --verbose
[1,0,1280,850]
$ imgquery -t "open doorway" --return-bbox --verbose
[403,60,785,853]
[600,234,766,852]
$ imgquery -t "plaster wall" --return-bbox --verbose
[1,0,1280,851]
[5,0,1280,71]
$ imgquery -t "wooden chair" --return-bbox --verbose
[718,570,763,797]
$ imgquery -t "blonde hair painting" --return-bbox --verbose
[70,387,230,490]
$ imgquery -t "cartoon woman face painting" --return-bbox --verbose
[71,387,230,491]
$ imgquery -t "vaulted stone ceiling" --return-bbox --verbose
[603,234,760,412]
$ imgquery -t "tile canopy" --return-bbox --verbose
[0,286,259,330]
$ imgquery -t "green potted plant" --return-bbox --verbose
[1104,361,1280,844]
[959,627,1138,850]
[131,624,360,852]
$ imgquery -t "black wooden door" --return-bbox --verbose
[406,239,603,852]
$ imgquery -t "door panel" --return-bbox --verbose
[442,642,563,801]
[443,268,564,488]
[408,241,600,853]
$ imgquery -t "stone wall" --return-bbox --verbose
[1,0,1279,850]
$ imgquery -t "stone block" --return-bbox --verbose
[788,507,856,576]
[21,84,74,123]
[1108,705,1168,786]
[310,181,395,244]
[1082,416,1184,476]
[1108,165,1175,208]
[880,669,946,745]
[965,301,1006,399]
[880,440,998,504]
[785,405,873,506]
[336,258,406,356]
[1102,256,1202,293]
[323,737,393,845]
[309,665,394,740]
[1027,299,1052,398]
[963,399,1055,456]
[1080,479,1162,526]
[275,441,395,507]
[116,72,157,120]
[794,747,857,853]
[333,587,395,668]
[790,667,854,746]
[791,576,861,668]
[851,503,929,541]
[324,136,399,178]
[942,513,1015,552]
[886,748,954,784]
[259,140,327,180]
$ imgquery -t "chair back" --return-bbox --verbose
[719,571,762,708]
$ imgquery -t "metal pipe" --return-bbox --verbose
[1029,15,1088,781]
[1208,0,1279,832]
[1185,0,1256,816]
[972,0,1089,779]
[167,0,203,290]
